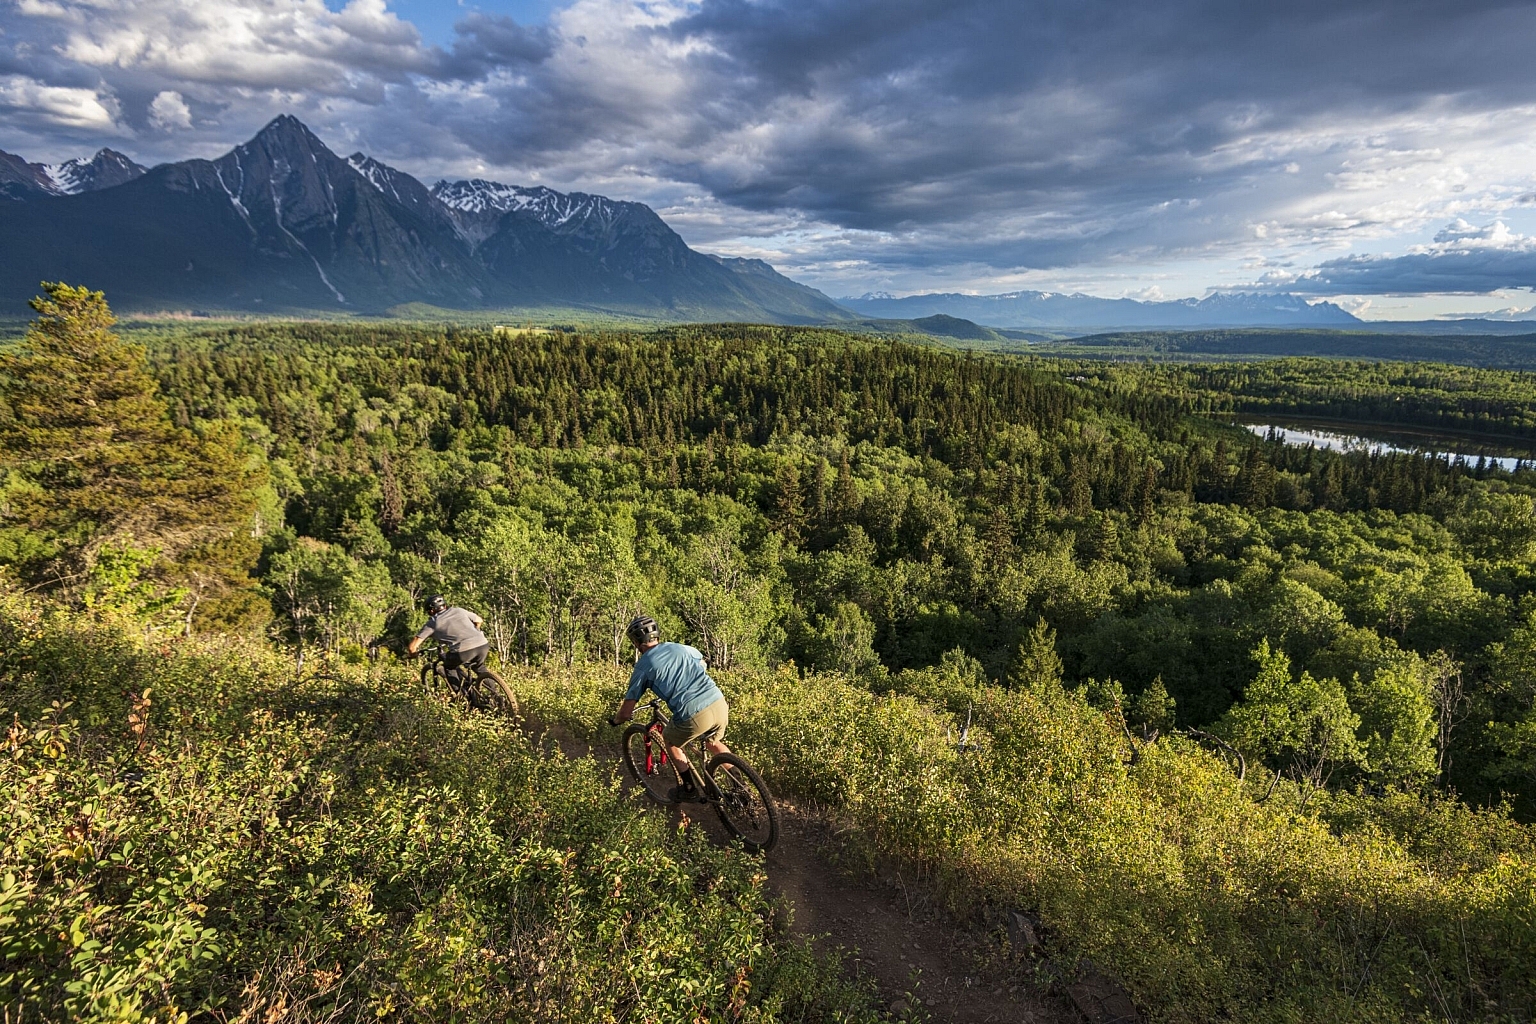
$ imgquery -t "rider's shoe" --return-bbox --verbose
[668,773,706,804]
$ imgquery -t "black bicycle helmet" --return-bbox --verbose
[626,614,660,648]
[427,594,448,615]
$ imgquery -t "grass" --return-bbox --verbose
[7,596,1534,1022]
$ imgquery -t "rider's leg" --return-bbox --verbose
[668,743,702,777]
[662,700,728,800]
[668,737,729,787]
[445,643,489,693]
[459,642,488,679]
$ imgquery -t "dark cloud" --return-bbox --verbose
[439,14,554,78]
[3,0,1536,291]
[1283,221,1536,295]
[649,0,1536,225]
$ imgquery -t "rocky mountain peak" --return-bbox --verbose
[45,149,146,195]
[0,114,849,322]
[1,146,146,200]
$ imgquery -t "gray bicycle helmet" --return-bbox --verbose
[427,594,449,615]
[626,614,660,648]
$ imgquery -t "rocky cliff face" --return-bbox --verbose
[0,117,849,321]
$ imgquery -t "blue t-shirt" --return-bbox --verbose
[625,642,724,722]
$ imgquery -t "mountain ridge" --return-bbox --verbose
[841,289,1360,330]
[0,147,146,202]
[0,116,848,322]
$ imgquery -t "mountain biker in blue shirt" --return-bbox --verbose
[607,614,730,803]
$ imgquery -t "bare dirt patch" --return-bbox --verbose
[756,810,1078,1024]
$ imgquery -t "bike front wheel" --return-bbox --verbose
[622,724,675,806]
[472,668,519,717]
[705,753,779,854]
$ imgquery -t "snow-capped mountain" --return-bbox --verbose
[433,179,626,228]
[430,179,644,250]
[46,150,146,195]
[841,289,1360,329]
[0,147,145,201]
[431,178,548,215]
[0,116,849,322]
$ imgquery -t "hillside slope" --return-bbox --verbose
[0,609,888,1023]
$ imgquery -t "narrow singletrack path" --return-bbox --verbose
[758,810,1076,1024]
[528,720,1077,1023]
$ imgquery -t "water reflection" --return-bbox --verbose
[1244,423,1530,472]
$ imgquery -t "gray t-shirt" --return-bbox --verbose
[415,607,488,653]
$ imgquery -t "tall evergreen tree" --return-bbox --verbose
[0,284,260,614]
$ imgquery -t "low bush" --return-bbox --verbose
[515,663,1536,1023]
[0,604,884,1023]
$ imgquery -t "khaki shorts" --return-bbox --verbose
[663,698,728,749]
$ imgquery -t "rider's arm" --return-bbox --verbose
[407,619,435,657]
[470,612,484,628]
[610,657,652,726]
[608,698,638,727]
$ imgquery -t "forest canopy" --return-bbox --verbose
[7,312,1536,811]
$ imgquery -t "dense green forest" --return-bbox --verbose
[1034,327,1536,368]
[4,288,1536,1022]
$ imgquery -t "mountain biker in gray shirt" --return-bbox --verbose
[407,595,489,688]
[607,614,730,803]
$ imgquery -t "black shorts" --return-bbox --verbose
[446,643,489,677]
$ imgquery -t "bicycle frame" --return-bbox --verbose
[634,697,719,794]
[420,640,474,694]
[637,698,673,775]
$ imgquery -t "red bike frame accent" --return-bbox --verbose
[645,724,668,775]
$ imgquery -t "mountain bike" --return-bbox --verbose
[620,697,779,853]
[416,640,519,716]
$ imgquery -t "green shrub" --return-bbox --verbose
[0,605,885,1023]
[515,662,1536,1023]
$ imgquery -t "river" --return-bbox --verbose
[1242,422,1532,472]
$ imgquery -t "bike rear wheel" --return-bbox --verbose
[705,753,778,853]
[622,724,675,806]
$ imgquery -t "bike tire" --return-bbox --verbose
[622,724,676,806]
[473,668,519,717]
[705,752,779,854]
[420,662,436,694]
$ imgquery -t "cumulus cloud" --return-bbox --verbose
[0,74,121,132]
[147,89,191,130]
[4,0,1536,293]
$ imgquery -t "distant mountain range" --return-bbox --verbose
[840,290,1361,329]
[2,118,1513,334]
[0,116,848,321]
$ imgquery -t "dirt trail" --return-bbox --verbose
[535,722,1078,1023]
[759,808,1076,1023]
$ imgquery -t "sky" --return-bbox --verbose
[3,0,1536,319]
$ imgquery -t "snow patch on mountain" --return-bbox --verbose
[431,179,637,234]
[38,150,146,196]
